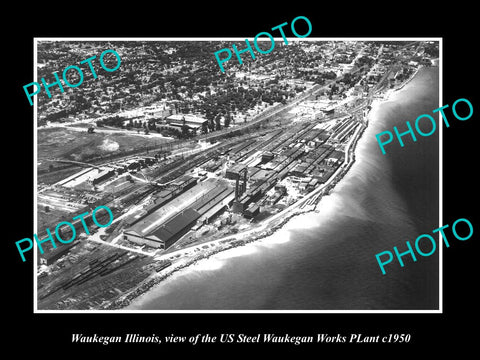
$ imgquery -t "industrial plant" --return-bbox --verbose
[34,40,438,310]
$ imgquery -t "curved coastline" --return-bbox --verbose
[109,213,297,309]
[109,66,427,311]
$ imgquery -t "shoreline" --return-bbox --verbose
[108,210,302,310]
[106,66,428,311]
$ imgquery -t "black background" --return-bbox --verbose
[4,4,478,355]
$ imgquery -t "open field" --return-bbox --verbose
[38,127,171,170]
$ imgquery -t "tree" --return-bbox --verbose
[343,72,352,85]
[214,115,221,131]
[181,124,189,138]
[224,113,231,128]
[208,119,215,132]
[201,122,208,134]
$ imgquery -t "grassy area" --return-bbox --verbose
[38,127,170,166]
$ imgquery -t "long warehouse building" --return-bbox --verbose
[123,179,234,249]
[124,208,201,249]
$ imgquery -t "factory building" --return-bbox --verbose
[123,176,198,228]
[166,114,208,133]
[124,208,201,249]
[123,179,234,249]
[124,159,141,170]
[146,208,200,249]
[143,156,157,166]
[244,204,260,219]
[261,151,275,163]
[225,164,248,180]
[110,164,127,174]
[89,167,115,185]
[290,163,309,177]
[170,175,198,189]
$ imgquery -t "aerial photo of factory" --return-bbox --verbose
[34,39,439,310]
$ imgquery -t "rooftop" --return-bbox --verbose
[145,208,200,243]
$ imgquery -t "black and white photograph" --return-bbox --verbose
[5,6,478,355]
[33,39,441,312]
